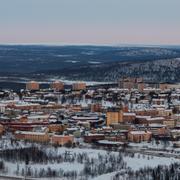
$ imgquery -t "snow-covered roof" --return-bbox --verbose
[147,117,165,121]
[15,131,47,135]
[98,140,124,145]
[148,123,166,128]
[129,131,151,135]
[123,112,136,116]
[136,115,151,119]
[86,133,104,136]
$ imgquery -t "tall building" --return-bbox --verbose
[91,103,102,112]
[106,108,123,126]
[138,82,145,92]
[72,82,86,91]
[118,77,144,91]
[26,81,39,91]
[50,81,64,91]
[128,131,152,143]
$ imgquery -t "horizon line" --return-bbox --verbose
[0,42,180,48]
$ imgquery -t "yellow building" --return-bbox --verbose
[128,130,152,143]
[48,124,66,133]
[106,109,123,126]
[159,83,168,91]
[137,82,145,92]
[51,135,74,146]
[19,115,28,123]
[163,119,176,128]
[26,81,39,91]
[0,124,4,135]
[50,81,64,91]
[72,82,86,91]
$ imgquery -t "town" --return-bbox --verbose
[0,78,180,179]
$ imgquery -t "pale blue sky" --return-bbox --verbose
[0,0,180,45]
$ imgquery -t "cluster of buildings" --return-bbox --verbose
[118,77,180,92]
[26,80,86,91]
[0,78,180,147]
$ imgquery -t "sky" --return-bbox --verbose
[0,0,180,45]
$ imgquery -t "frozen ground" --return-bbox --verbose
[0,146,179,179]
[4,161,84,176]
[129,140,173,150]
[124,153,178,171]
[0,137,32,150]
[0,137,180,179]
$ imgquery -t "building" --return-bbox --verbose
[152,99,165,105]
[50,81,64,91]
[15,131,49,143]
[106,109,123,126]
[0,124,4,135]
[146,124,167,136]
[48,124,66,133]
[71,114,99,122]
[26,81,40,91]
[72,82,86,91]
[84,134,105,143]
[0,103,6,113]
[123,113,136,123]
[137,82,145,92]
[171,130,180,140]
[135,109,158,117]
[91,103,102,112]
[118,77,144,90]
[19,115,28,123]
[136,116,165,125]
[7,103,41,111]
[159,83,180,90]
[128,130,152,143]
[159,83,169,91]
[28,114,49,122]
[163,119,176,128]
[51,135,74,146]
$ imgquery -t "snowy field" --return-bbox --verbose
[0,137,33,150]
[0,145,179,180]
[129,140,174,150]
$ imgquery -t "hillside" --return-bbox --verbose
[0,45,180,83]
[40,58,180,83]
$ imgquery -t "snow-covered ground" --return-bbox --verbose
[0,137,32,150]
[124,153,178,171]
[4,161,84,176]
[92,172,119,180]
[0,146,179,180]
[129,140,173,150]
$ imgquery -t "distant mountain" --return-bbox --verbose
[0,45,180,73]
[38,58,180,83]
[0,45,180,83]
